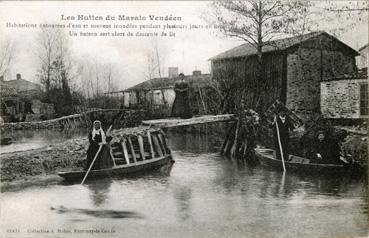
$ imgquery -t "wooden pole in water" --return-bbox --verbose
[224,125,236,156]
[230,119,240,159]
[81,125,113,185]
[220,123,233,155]
[275,120,286,172]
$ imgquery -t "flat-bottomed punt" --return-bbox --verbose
[58,127,173,181]
[255,148,360,175]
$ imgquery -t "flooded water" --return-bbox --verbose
[0,129,87,154]
[0,129,367,238]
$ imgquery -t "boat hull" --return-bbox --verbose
[58,155,173,182]
[255,148,350,175]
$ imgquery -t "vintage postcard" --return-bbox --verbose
[0,1,368,238]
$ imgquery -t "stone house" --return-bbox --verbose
[0,74,55,122]
[357,43,368,69]
[121,69,213,117]
[210,31,359,118]
[5,74,43,100]
[321,68,368,119]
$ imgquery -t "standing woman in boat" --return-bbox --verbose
[271,108,295,161]
[85,120,113,170]
[171,73,192,119]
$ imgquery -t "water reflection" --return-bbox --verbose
[51,206,143,219]
[86,178,112,207]
[1,128,87,153]
[173,186,192,221]
[167,128,220,154]
[0,130,367,238]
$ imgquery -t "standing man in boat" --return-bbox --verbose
[171,73,192,119]
[271,108,295,161]
[84,120,113,170]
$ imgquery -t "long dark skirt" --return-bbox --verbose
[85,144,113,170]
[171,92,192,119]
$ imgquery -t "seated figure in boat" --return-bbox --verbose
[171,73,192,119]
[271,108,295,161]
[84,120,113,170]
[311,130,342,165]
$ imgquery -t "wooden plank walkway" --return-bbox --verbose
[141,114,236,128]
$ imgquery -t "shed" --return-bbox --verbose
[210,31,359,116]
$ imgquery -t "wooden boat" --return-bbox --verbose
[255,147,356,175]
[58,127,174,181]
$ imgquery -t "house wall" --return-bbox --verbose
[122,92,129,107]
[160,88,176,105]
[129,91,137,105]
[211,53,284,112]
[211,33,358,116]
[358,46,368,69]
[142,88,175,105]
[31,100,55,116]
[286,48,356,114]
[321,79,367,119]
[145,88,175,117]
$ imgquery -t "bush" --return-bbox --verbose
[341,135,368,167]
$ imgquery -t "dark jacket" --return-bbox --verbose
[272,116,295,159]
[312,139,341,164]
[85,130,113,170]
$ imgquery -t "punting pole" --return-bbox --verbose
[81,125,113,185]
[275,120,286,172]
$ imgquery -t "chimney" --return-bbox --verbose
[0,75,4,82]
[192,70,201,76]
[168,67,178,79]
[16,74,21,80]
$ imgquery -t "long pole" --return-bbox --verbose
[81,125,113,185]
[275,120,286,172]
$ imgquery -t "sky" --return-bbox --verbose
[0,1,368,92]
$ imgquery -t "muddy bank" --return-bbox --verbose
[0,126,161,184]
[1,137,88,182]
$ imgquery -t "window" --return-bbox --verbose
[360,83,368,116]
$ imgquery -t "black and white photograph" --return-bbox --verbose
[0,1,368,237]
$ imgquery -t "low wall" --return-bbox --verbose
[0,109,147,133]
[321,79,367,119]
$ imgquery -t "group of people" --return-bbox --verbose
[85,72,191,171]
[85,72,345,170]
[271,109,344,165]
